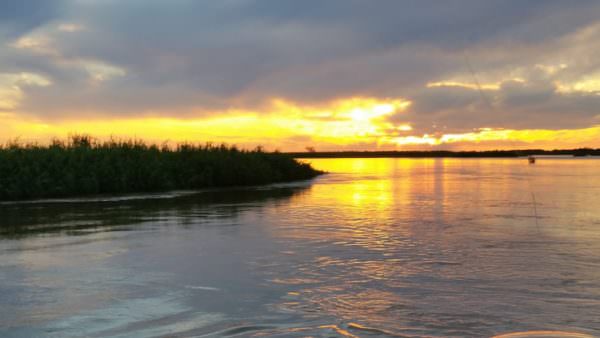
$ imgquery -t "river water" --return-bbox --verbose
[1,158,599,337]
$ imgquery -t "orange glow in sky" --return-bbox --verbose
[2,95,600,151]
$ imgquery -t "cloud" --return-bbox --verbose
[0,0,66,39]
[1,0,600,147]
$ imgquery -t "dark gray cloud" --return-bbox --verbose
[400,78,600,134]
[0,0,65,39]
[2,0,600,133]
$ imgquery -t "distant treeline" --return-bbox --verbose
[0,136,322,201]
[288,148,600,158]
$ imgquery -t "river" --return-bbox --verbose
[1,158,599,337]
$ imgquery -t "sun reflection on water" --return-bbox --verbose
[261,158,600,337]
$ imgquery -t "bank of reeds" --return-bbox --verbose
[0,136,323,200]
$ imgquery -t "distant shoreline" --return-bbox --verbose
[287,149,600,158]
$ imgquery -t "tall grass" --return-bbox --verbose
[0,135,322,201]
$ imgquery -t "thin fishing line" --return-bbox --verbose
[463,53,494,111]
[526,165,541,233]
[463,50,540,232]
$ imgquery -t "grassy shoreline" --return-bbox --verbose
[0,136,323,201]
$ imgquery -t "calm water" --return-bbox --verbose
[1,158,600,338]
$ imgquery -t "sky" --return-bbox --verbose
[1,0,600,151]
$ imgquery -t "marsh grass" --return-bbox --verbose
[0,135,322,200]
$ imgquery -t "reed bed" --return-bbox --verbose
[0,136,322,200]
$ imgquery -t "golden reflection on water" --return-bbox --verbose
[296,158,600,241]
[265,158,600,336]
[281,158,458,248]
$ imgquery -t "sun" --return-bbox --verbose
[349,103,397,122]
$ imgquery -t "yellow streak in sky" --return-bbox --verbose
[389,127,600,149]
[557,77,600,93]
[427,81,501,90]
[0,97,411,147]
[1,96,600,150]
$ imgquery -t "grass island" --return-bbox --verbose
[0,136,323,201]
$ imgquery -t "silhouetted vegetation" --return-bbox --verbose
[0,136,322,201]
[288,148,600,158]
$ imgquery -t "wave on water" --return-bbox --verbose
[0,179,318,206]
[0,190,201,205]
